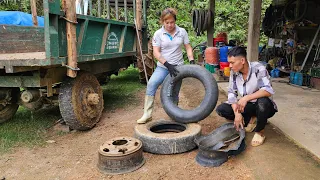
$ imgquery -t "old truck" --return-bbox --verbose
[0,0,153,130]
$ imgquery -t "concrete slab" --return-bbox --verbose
[217,79,320,159]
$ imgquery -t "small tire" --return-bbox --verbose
[134,120,201,154]
[160,65,219,123]
[0,88,20,124]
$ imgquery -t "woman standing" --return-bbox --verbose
[137,8,195,124]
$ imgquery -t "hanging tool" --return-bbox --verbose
[134,18,149,84]
[300,25,320,72]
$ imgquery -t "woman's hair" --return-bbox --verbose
[160,8,177,24]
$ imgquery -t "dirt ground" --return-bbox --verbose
[1,79,320,180]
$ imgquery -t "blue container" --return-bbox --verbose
[290,71,295,84]
[219,46,228,62]
[294,72,303,86]
[271,69,280,78]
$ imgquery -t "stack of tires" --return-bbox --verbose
[134,65,219,155]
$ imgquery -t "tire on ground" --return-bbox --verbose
[134,120,201,154]
[160,65,219,123]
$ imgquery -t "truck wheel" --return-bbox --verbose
[59,72,104,130]
[0,88,20,123]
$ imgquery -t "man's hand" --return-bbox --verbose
[237,96,249,113]
[164,61,179,77]
[234,113,244,131]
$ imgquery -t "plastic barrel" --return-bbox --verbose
[219,46,229,62]
[213,37,226,47]
[220,62,230,70]
[224,67,231,77]
[205,63,219,73]
[290,71,295,83]
[205,47,219,64]
[294,72,303,86]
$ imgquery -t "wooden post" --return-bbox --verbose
[124,0,127,22]
[30,0,38,26]
[136,0,147,82]
[98,0,101,17]
[292,0,300,70]
[65,0,78,78]
[116,0,119,20]
[207,0,215,47]
[247,0,262,62]
[136,0,142,64]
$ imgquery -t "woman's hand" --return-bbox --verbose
[164,62,179,77]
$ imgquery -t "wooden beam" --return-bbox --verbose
[247,0,262,62]
[207,0,215,47]
[65,0,78,78]
[30,0,38,26]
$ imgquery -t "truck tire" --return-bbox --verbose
[160,65,219,123]
[59,72,104,130]
[134,120,201,154]
[0,88,20,123]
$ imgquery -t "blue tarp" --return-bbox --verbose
[0,11,44,27]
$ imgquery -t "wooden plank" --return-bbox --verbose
[30,0,38,26]
[100,24,111,54]
[0,25,44,54]
[0,52,45,60]
[247,0,262,62]
[77,19,89,55]
[119,26,127,52]
[65,0,78,78]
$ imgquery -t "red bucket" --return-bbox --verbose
[220,62,230,70]
[213,37,227,46]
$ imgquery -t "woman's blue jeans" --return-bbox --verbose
[146,66,182,102]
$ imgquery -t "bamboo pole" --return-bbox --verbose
[65,0,78,78]
[30,0,38,26]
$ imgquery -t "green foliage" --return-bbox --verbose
[102,66,144,110]
[0,0,272,45]
[0,106,60,154]
[147,0,273,46]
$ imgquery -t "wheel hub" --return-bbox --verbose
[79,86,100,119]
[97,137,145,174]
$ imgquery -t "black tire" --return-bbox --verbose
[59,72,104,131]
[160,65,219,123]
[134,120,201,154]
[0,88,20,124]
